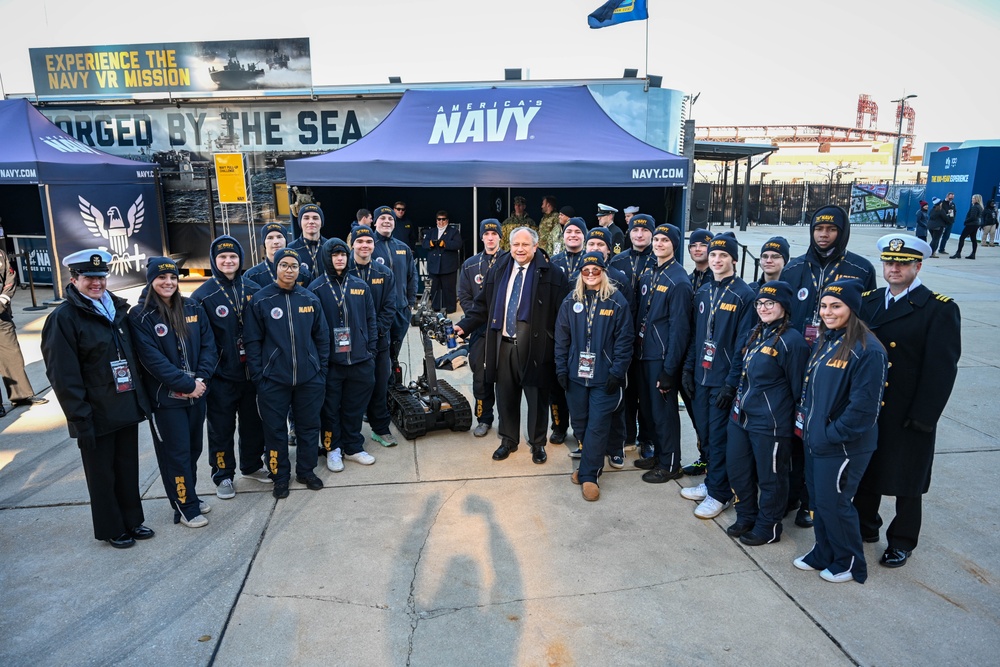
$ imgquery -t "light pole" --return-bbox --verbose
[891,94,917,188]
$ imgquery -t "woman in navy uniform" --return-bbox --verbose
[680,233,756,520]
[310,238,378,473]
[191,236,270,500]
[129,257,218,528]
[41,249,154,548]
[631,224,692,482]
[554,252,633,501]
[243,248,330,499]
[794,279,887,583]
[726,281,809,546]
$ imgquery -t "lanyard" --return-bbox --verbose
[353,262,371,284]
[584,292,600,351]
[800,334,842,402]
[741,325,776,381]
[810,257,843,322]
[631,251,651,288]
[216,278,245,329]
[565,252,582,276]
[641,259,674,329]
[324,274,348,325]
[478,251,497,282]
[303,239,321,271]
[706,278,735,340]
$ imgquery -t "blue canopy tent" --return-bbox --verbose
[0,98,165,296]
[285,86,689,251]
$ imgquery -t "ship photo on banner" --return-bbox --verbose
[30,38,312,97]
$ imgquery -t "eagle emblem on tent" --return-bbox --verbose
[79,194,144,257]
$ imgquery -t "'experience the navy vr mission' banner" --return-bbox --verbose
[30,38,311,97]
[44,182,166,294]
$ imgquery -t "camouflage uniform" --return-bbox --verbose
[537,212,562,255]
[500,214,537,251]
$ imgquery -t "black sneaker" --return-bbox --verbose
[273,484,290,499]
[726,520,755,537]
[296,475,324,491]
[549,430,567,445]
[641,467,683,484]
[795,507,814,528]
[740,527,781,546]
[682,457,707,476]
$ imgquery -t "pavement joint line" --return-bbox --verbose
[733,541,863,667]
[938,415,1000,442]
[206,494,280,667]
[244,592,390,610]
[405,479,467,667]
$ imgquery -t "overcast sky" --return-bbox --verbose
[1,0,997,147]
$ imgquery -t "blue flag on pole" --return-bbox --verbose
[588,0,649,29]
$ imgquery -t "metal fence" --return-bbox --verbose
[706,182,893,227]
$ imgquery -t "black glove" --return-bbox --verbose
[904,418,935,434]
[715,385,737,410]
[605,375,623,394]
[74,421,97,452]
[682,369,696,397]
[656,372,674,393]
[557,374,569,392]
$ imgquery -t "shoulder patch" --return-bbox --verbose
[933,293,954,303]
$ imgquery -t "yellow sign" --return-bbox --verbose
[214,153,248,204]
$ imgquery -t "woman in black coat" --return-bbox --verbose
[950,194,983,259]
[926,200,948,258]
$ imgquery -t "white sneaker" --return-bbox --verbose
[216,478,236,500]
[327,448,345,472]
[793,556,817,571]
[179,513,208,528]
[345,450,376,465]
[199,501,212,514]
[680,483,708,501]
[820,568,854,583]
[694,495,733,519]
[242,469,273,484]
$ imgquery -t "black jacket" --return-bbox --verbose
[190,266,260,384]
[243,283,330,386]
[41,285,150,438]
[423,224,463,275]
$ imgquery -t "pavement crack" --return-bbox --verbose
[405,480,467,667]
[246,592,390,610]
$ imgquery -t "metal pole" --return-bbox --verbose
[18,250,48,311]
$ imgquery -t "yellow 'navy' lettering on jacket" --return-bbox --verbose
[298,305,314,313]
[719,302,737,312]
[826,359,848,369]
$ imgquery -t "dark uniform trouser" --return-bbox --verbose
[787,436,810,512]
[566,382,621,484]
[639,360,681,472]
[366,344,392,435]
[680,381,707,462]
[0,318,35,402]
[80,424,144,540]
[390,307,412,364]
[623,361,645,445]
[323,358,376,456]
[150,402,207,519]
[853,490,923,552]
[496,336,548,449]
[469,332,495,425]
[692,383,732,502]
[258,376,324,484]
[727,424,791,534]
[549,382,570,436]
[207,376,265,484]
[430,272,458,314]
[802,449,874,582]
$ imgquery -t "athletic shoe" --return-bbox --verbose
[694,496,733,519]
[682,457,707,476]
[793,556,817,571]
[568,446,582,459]
[216,478,236,500]
[345,451,376,465]
[473,422,491,437]
[639,442,655,459]
[680,483,708,501]
[820,568,854,583]
[327,448,345,472]
[608,454,625,469]
[178,513,208,528]
[296,474,324,491]
[242,469,273,484]
[199,501,212,514]
[740,527,781,545]
[372,432,398,447]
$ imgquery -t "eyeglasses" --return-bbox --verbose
[754,299,777,309]
[276,263,299,271]
[436,217,448,221]
[394,207,405,211]
[580,268,603,277]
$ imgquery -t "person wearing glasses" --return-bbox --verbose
[554,252,633,501]
[392,202,415,248]
[725,281,809,546]
[794,279,886,584]
[129,257,218,528]
[423,210,463,314]
[245,222,313,290]
[243,248,330,500]
[41,249,154,549]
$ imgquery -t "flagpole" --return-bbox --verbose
[644,2,650,91]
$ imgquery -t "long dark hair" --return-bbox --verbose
[821,310,873,363]
[149,287,188,341]
[742,313,790,356]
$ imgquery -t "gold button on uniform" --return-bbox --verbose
[890,342,897,348]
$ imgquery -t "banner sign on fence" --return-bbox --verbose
[214,153,249,204]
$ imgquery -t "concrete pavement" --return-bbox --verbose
[1,223,998,666]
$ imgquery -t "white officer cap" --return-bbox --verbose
[63,249,112,276]
[877,233,932,262]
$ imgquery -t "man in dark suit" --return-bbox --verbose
[423,210,463,314]
[854,233,961,569]
[454,227,570,464]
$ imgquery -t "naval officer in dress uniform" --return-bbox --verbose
[853,234,961,568]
